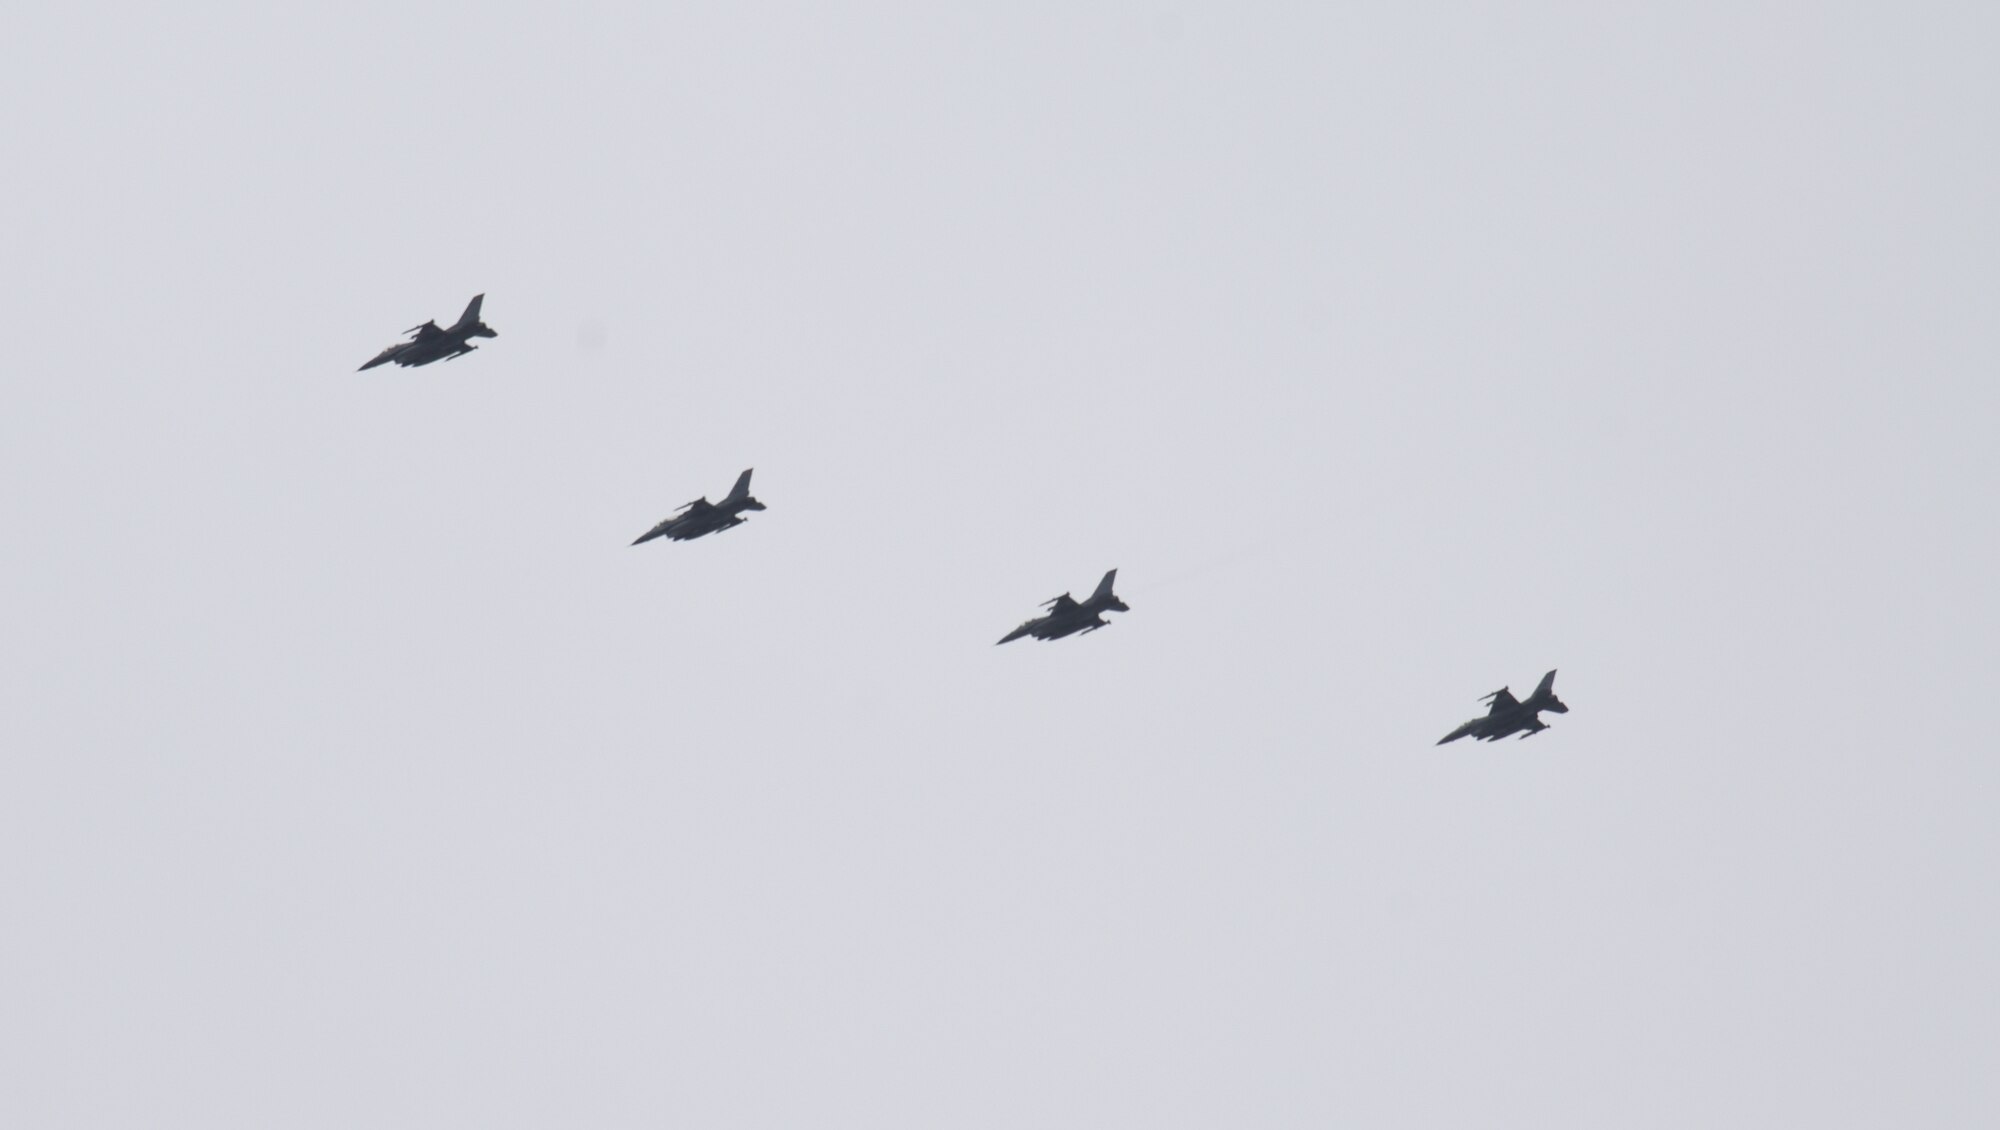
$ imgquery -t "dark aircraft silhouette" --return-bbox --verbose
[997,569,1129,644]
[358,294,498,370]
[631,469,766,545]
[1436,669,1568,744]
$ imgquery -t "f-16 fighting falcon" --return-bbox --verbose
[358,294,498,370]
[631,469,766,545]
[997,569,1129,644]
[1436,669,1569,744]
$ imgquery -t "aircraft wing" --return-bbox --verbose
[1483,688,1520,714]
[404,320,444,341]
[1041,594,1079,614]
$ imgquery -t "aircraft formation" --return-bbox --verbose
[357,294,1575,746]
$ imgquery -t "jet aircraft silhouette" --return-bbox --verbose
[1436,669,1568,743]
[997,569,1129,644]
[358,294,498,370]
[631,469,766,545]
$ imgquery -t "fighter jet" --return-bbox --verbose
[1436,669,1569,744]
[631,469,766,545]
[997,569,1129,644]
[358,294,498,370]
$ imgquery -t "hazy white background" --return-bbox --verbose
[3,3,1995,1126]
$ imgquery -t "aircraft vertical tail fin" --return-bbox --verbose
[1088,568,1119,602]
[1528,669,1568,713]
[449,293,486,332]
[724,468,755,503]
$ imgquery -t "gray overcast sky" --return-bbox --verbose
[3,3,1996,1127]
